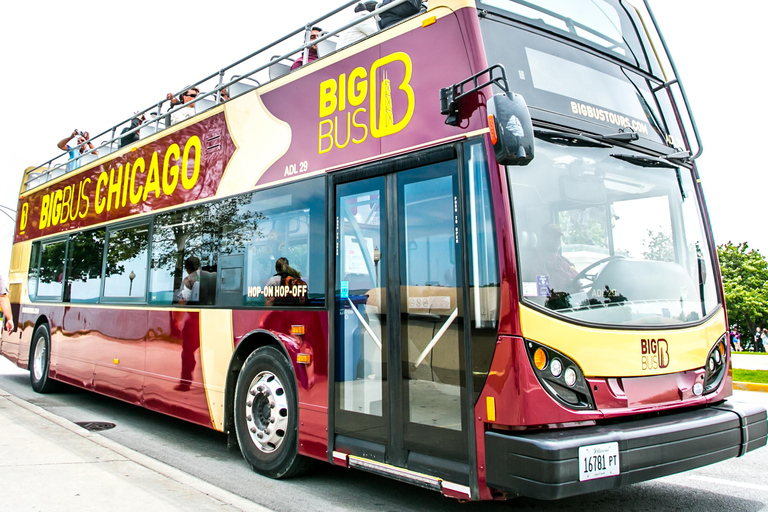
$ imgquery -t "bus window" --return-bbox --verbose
[103,223,150,301]
[37,239,67,299]
[238,177,325,307]
[27,242,40,300]
[65,229,106,303]
[150,204,219,306]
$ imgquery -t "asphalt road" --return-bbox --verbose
[2,355,767,512]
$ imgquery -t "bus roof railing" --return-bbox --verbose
[24,0,417,192]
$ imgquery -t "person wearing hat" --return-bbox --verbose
[536,223,578,292]
[338,2,379,49]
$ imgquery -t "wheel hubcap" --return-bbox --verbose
[33,336,46,382]
[244,371,289,453]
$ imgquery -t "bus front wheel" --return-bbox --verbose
[29,324,57,393]
[234,345,312,479]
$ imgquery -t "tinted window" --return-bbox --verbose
[37,239,67,298]
[65,229,105,303]
[103,223,150,300]
[150,204,220,306]
[238,177,326,307]
[28,242,40,299]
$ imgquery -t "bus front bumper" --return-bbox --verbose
[484,401,767,500]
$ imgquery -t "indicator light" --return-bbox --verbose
[422,16,437,27]
[486,396,496,422]
[291,325,305,335]
[533,348,547,370]
[488,115,498,144]
[296,353,312,364]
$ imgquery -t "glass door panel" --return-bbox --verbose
[398,163,466,454]
[335,177,387,440]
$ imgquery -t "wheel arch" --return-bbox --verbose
[223,329,297,436]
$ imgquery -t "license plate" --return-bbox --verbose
[578,442,620,481]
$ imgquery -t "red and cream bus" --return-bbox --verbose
[2,0,765,501]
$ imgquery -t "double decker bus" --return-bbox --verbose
[2,0,766,501]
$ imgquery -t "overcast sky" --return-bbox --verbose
[0,0,764,275]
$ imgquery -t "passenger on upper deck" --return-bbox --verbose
[166,87,199,125]
[338,2,379,48]
[57,129,98,171]
[377,0,424,30]
[119,113,145,149]
[291,27,323,70]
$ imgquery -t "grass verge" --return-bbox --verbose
[733,369,768,384]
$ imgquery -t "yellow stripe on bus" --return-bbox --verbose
[199,309,234,431]
[519,305,727,377]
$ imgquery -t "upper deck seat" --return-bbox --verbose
[268,57,291,80]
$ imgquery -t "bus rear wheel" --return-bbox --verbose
[234,346,313,479]
[29,324,57,393]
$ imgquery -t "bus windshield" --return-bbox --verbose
[479,0,643,64]
[510,136,719,327]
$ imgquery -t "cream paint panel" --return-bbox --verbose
[519,305,727,377]
[200,309,234,431]
[217,94,292,197]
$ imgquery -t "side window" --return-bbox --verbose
[103,223,150,301]
[150,204,219,306]
[65,229,105,303]
[240,176,326,307]
[28,242,41,300]
[37,239,67,299]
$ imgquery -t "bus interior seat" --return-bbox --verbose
[316,37,337,57]
[195,96,217,114]
[199,270,217,305]
[268,58,291,80]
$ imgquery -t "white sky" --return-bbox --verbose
[0,0,765,276]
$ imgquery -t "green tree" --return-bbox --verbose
[717,242,768,335]
[642,229,674,262]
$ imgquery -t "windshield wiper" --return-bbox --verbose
[600,131,639,143]
[610,153,676,168]
[611,153,687,199]
[535,129,612,148]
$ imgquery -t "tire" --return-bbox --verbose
[234,346,314,479]
[29,324,57,393]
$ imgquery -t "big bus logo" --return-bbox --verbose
[19,203,28,232]
[318,51,415,154]
[641,338,670,370]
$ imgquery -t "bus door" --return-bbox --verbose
[333,159,469,480]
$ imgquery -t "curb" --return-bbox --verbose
[0,387,274,512]
[733,381,768,393]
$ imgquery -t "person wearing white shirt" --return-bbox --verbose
[338,1,379,49]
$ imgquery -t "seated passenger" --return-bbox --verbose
[119,113,145,149]
[176,256,201,305]
[377,0,423,29]
[166,87,199,125]
[291,27,322,70]
[338,2,379,48]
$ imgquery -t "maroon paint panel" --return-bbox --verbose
[16,113,235,243]
[231,309,329,460]
[258,11,485,186]
[144,310,211,426]
[16,304,212,427]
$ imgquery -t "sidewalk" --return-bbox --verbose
[0,387,273,512]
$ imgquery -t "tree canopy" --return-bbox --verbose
[718,242,768,334]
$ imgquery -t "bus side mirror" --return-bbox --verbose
[487,92,534,166]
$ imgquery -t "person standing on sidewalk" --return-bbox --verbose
[0,273,13,333]
[755,327,764,352]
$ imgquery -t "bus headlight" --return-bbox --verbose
[550,358,563,377]
[526,340,594,410]
[704,335,728,394]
